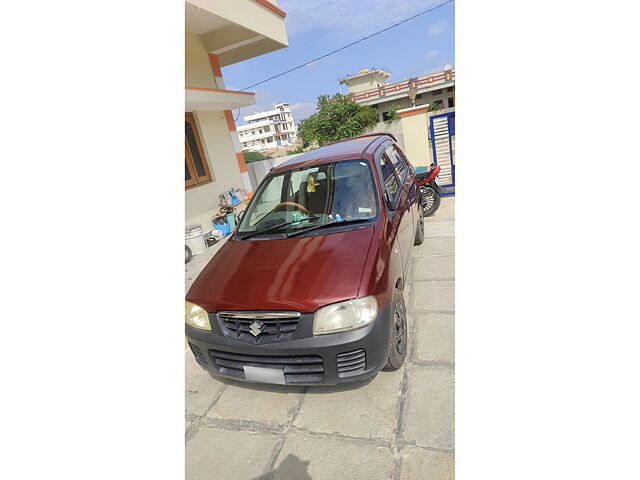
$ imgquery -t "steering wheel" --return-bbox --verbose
[272,202,310,214]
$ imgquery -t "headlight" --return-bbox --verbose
[185,301,211,330]
[313,296,378,335]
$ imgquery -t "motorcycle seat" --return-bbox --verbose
[415,171,432,182]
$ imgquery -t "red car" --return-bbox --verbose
[185,132,424,385]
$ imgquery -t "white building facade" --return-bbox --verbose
[237,103,297,151]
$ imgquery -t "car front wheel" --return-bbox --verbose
[384,289,408,370]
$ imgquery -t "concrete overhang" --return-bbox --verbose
[185,87,256,111]
[186,0,288,67]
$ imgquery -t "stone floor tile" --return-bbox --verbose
[417,236,455,256]
[399,446,454,480]
[424,221,454,238]
[207,382,305,425]
[272,431,394,480]
[402,366,454,450]
[186,426,279,480]
[425,197,455,222]
[185,356,226,416]
[413,281,455,312]
[414,313,455,364]
[413,255,455,281]
[293,368,403,440]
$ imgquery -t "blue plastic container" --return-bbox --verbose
[213,220,230,236]
[226,213,236,230]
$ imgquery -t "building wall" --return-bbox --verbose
[341,68,455,122]
[364,118,406,153]
[245,153,302,191]
[185,0,290,232]
[340,72,390,93]
[369,88,454,122]
[185,31,217,89]
[185,33,252,231]
[186,110,245,230]
[363,106,455,169]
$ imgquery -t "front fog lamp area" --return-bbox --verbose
[313,296,378,335]
[185,301,211,330]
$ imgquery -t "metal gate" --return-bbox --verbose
[429,112,455,196]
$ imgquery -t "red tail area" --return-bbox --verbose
[426,165,441,182]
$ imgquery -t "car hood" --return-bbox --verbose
[186,226,376,313]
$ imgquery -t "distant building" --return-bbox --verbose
[237,103,297,151]
[339,67,455,123]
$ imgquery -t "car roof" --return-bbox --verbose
[271,133,395,173]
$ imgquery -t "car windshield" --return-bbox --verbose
[237,159,379,237]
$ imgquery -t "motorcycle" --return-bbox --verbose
[415,163,442,217]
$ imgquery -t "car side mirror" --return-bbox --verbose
[236,210,245,224]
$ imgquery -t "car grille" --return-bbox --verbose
[216,311,301,344]
[208,350,324,383]
[336,349,366,376]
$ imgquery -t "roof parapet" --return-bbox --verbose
[339,69,392,84]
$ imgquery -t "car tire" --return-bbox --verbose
[384,288,408,370]
[185,245,193,264]
[414,210,425,245]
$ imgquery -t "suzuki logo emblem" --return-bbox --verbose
[249,320,265,337]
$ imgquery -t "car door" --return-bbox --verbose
[384,143,415,278]
[376,143,411,280]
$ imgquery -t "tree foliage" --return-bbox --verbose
[242,150,268,163]
[298,94,379,147]
[384,104,402,125]
[428,101,443,113]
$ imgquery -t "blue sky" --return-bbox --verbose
[223,0,455,124]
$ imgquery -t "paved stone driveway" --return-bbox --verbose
[185,198,455,480]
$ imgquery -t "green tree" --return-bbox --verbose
[298,93,378,147]
[384,104,402,125]
[428,101,443,113]
[242,150,267,163]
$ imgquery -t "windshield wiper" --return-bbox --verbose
[240,216,319,240]
[284,218,372,238]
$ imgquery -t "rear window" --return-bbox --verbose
[385,144,407,181]
[379,153,400,205]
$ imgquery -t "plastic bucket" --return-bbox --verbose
[185,232,206,255]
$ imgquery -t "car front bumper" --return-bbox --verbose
[185,303,392,386]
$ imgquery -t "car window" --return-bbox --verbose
[247,175,285,227]
[288,170,327,201]
[385,144,407,182]
[379,152,400,206]
[238,159,378,235]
